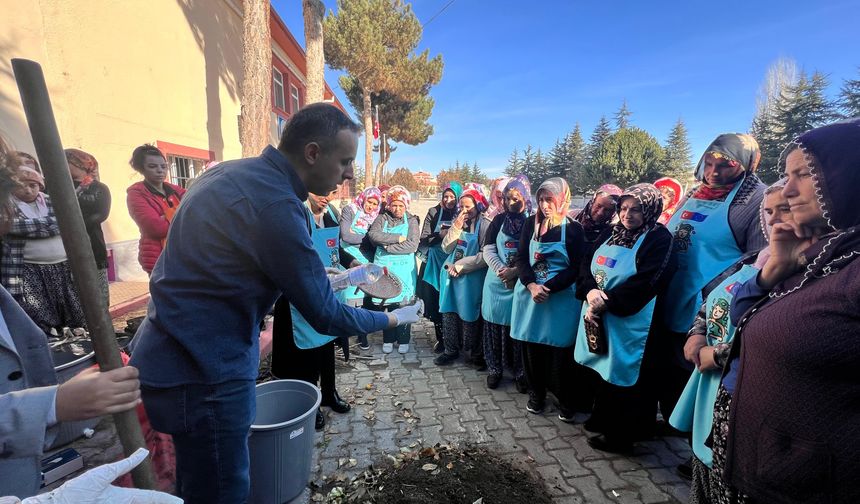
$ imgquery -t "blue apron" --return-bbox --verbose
[341,206,372,304]
[662,183,743,332]
[438,218,487,322]
[372,215,416,305]
[668,263,759,467]
[574,232,656,386]
[290,206,342,349]
[510,222,581,347]
[481,225,519,326]
[421,207,452,291]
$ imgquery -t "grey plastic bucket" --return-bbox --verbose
[249,379,321,504]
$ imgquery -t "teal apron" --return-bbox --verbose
[574,232,656,386]
[341,206,372,304]
[662,183,743,332]
[372,215,417,305]
[438,218,487,323]
[481,225,519,326]
[421,206,453,291]
[668,263,758,467]
[510,222,581,347]
[290,206,342,349]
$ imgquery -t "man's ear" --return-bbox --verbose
[304,142,321,166]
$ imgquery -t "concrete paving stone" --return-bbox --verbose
[412,391,435,408]
[316,456,341,477]
[548,448,593,478]
[460,420,493,444]
[416,424,444,446]
[411,380,433,394]
[450,387,475,405]
[582,460,626,489]
[647,466,684,485]
[473,393,501,411]
[567,434,616,462]
[504,416,540,439]
[426,371,446,385]
[662,483,691,503]
[434,397,457,413]
[637,438,670,454]
[552,495,585,504]
[323,411,351,434]
[457,402,482,422]
[372,396,397,412]
[565,475,617,504]
[430,382,452,399]
[410,406,441,425]
[479,410,509,431]
[536,465,579,496]
[630,453,663,469]
[534,425,560,441]
[317,434,350,457]
[664,436,692,453]
[656,449,688,468]
[371,428,399,453]
[438,413,467,435]
[611,457,645,473]
[443,374,468,389]
[518,438,557,466]
[501,401,529,418]
[485,429,522,454]
[545,435,574,451]
[618,470,672,503]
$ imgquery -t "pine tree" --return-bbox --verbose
[838,67,860,118]
[521,145,536,183]
[592,128,665,189]
[663,118,693,180]
[614,99,632,130]
[505,148,522,177]
[533,148,548,184]
[751,58,799,182]
[546,138,570,181]
[565,124,587,194]
[584,116,612,192]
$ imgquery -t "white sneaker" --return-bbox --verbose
[382,343,394,354]
[398,344,409,354]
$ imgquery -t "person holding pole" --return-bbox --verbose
[129,104,422,503]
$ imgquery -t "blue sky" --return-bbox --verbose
[272,0,860,178]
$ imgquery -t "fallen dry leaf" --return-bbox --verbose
[421,463,438,471]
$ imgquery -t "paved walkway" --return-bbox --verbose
[306,319,691,503]
[108,281,150,317]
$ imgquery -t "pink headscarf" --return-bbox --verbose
[350,186,383,231]
[485,177,512,220]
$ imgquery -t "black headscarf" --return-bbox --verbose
[606,183,663,248]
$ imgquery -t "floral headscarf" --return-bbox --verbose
[654,177,683,225]
[350,186,383,231]
[460,188,489,214]
[501,174,532,237]
[385,185,411,212]
[692,133,760,200]
[607,183,663,248]
[574,183,622,234]
[485,177,512,220]
[464,182,490,201]
[535,177,571,237]
[65,148,99,191]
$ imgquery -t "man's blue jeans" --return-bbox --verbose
[141,380,256,504]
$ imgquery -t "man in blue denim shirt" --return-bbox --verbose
[130,104,421,503]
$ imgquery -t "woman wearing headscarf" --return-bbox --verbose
[573,184,623,244]
[65,148,111,304]
[484,176,512,221]
[669,179,785,500]
[340,186,382,350]
[366,185,420,354]
[434,188,490,367]
[705,119,860,504]
[575,184,675,452]
[657,133,766,424]
[654,177,683,225]
[511,178,587,420]
[416,181,462,352]
[481,175,531,391]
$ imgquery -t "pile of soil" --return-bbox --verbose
[318,444,554,504]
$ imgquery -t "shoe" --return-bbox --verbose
[433,341,445,354]
[315,409,325,430]
[359,343,371,351]
[676,458,693,481]
[586,434,633,454]
[514,377,529,394]
[558,410,577,423]
[434,353,458,366]
[321,390,351,414]
[398,343,409,354]
[382,343,394,354]
[526,397,545,414]
[486,374,502,389]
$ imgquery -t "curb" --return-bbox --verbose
[108,294,150,318]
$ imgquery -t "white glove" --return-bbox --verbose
[22,448,182,504]
[391,300,424,325]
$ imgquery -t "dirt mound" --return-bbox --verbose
[317,444,554,504]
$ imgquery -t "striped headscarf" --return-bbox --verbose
[535,177,571,237]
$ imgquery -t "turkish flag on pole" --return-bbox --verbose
[373,105,380,139]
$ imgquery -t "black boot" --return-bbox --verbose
[321,389,351,414]
[315,408,325,430]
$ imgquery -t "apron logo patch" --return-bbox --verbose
[707,298,730,342]
[680,210,708,222]
[534,259,549,282]
[594,269,607,290]
[673,223,695,253]
[596,255,617,268]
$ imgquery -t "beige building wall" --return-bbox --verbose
[1,0,248,279]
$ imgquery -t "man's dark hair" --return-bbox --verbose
[129,144,165,172]
[278,103,362,155]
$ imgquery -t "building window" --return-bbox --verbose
[168,155,207,189]
[273,67,286,111]
[290,84,300,113]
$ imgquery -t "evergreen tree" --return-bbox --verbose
[663,118,693,180]
[838,67,860,118]
[565,123,587,194]
[614,99,632,130]
[505,148,522,177]
[584,116,613,192]
[547,138,571,181]
[590,127,665,189]
[521,145,536,183]
[751,58,799,183]
[533,149,548,184]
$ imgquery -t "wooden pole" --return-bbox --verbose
[11,58,156,490]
